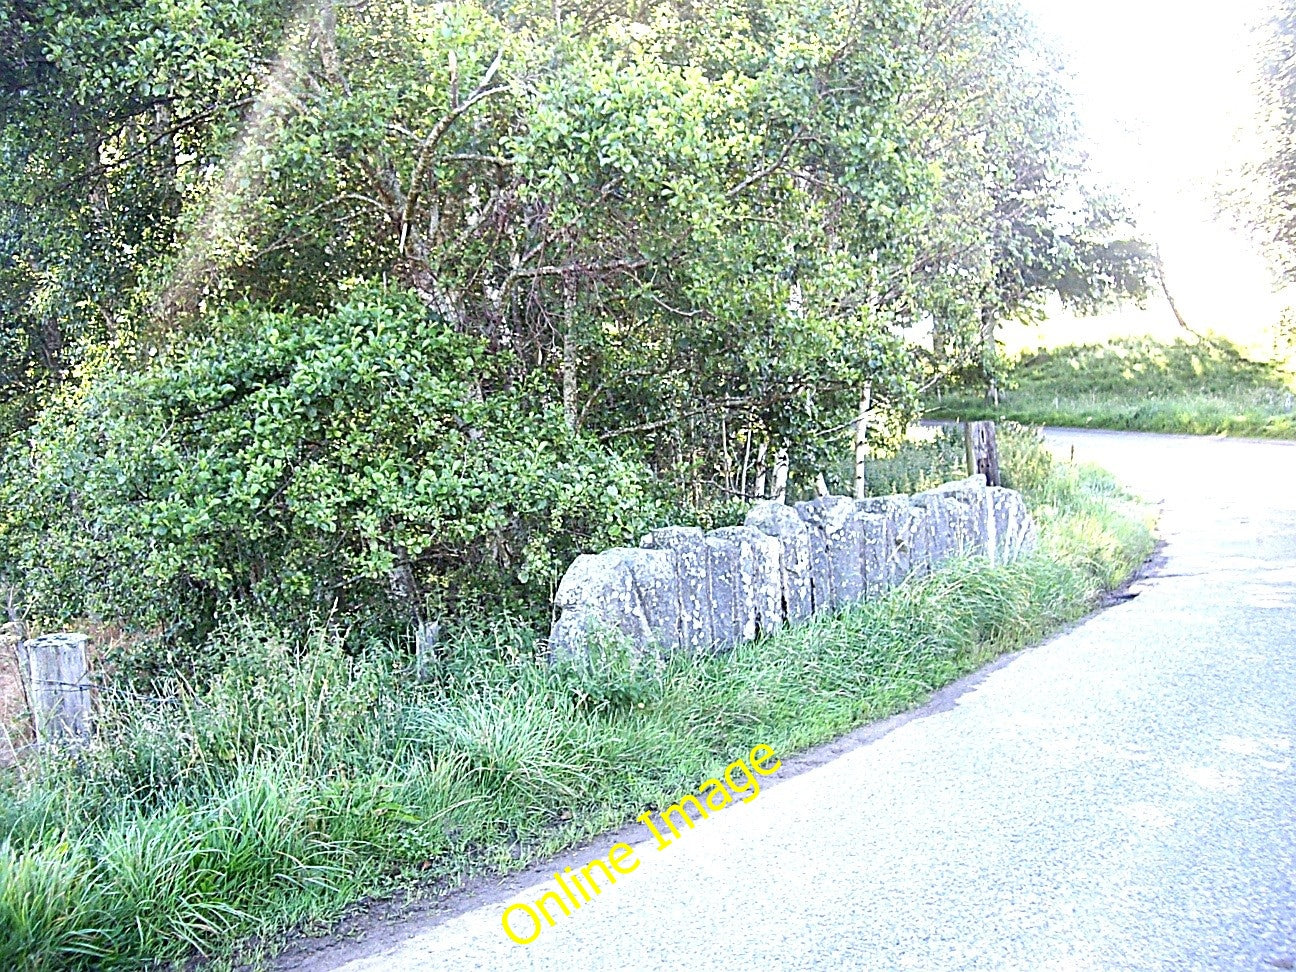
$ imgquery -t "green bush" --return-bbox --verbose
[0,287,666,647]
[550,629,669,714]
[997,421,1054,493]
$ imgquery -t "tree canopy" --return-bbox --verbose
[0,0,1151,637]
[1234,0,1296,283]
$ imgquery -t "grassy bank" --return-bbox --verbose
[930,337,1296,438]
[0,435,1154,970]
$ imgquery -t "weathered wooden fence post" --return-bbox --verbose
[964,420,1001,487]
[18,633,93,746]
[415,620,441,682]
[772,449,789,504]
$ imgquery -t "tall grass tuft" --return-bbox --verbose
[0,841,104,970]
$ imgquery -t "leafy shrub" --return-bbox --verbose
[0,287,666,646]
[997,421,1054,493]
[550,628,668,714]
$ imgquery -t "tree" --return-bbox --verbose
[125,0,932,490]
[0,0,292,427]
[1230,0,1296,285]
[893,0,1153,398]
[1,0,1151,450]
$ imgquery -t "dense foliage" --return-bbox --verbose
[0,287,667,639]
[1237,0,1296,283]
[0,0,1150,638]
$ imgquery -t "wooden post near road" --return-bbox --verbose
[964,420,1001,487]
[415,620,444,682]
[18,633,92,746]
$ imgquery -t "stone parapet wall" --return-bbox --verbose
[548,475,1037,659]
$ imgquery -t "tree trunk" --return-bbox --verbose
[753,440,769,499]
[979,305,999,405]
[739,428,753,499]
[853,383,872,500]
[1153,248,1201,339]
[561,275,578,431]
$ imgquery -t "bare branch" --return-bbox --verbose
[646,293,707,318]
[401,48,508,248]
[597,397,752,441]
[727,127,803,198]
[443,152,513,166]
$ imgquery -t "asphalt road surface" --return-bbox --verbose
[294,429,1296,972]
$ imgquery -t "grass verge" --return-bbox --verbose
[0,438,1155,970]
[930,337,1296,438]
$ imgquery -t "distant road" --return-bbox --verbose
[289,429,1296,972]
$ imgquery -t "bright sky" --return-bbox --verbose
[1004,0,1290,355]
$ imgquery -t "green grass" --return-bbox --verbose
[930,336,1296,438]
[824,421,1056,499]
[0,436,1155,970]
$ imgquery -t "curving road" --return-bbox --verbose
[290,429,1296,972]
